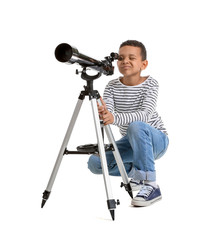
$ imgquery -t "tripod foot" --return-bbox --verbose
[110,210,115,221]
[107,199,119,221]
[128,190,133,199]
[41,199,47,208]
[41,190,51,208]
[121,182,133,199]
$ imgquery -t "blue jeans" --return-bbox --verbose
[87,121,169,181]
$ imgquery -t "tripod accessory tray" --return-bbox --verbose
[64,143,114,155]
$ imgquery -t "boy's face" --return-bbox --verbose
[117,46,148,78]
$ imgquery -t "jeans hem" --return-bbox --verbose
[128,167,156,181]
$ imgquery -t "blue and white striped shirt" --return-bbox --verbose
[103,76,168,136]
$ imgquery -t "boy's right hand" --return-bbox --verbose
[97,97,114,125]
[97,97,107,118]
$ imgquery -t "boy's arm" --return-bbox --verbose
[112,84,158,126]
[101,80,158,126]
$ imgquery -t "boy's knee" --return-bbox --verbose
[87,154,102,174]
[128,121,145,133]
[127,121,150,138]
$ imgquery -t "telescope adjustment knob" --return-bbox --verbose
[76,69,81,75]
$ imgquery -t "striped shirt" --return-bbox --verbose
[103,76,168,136]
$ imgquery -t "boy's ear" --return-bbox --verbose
[141,60,148,70]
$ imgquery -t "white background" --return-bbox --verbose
[1,0,217,239]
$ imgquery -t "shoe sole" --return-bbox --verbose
[131,196,162,207]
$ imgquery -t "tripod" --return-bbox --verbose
[41,69,133,220]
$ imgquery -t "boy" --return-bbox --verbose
[88,40,169,207]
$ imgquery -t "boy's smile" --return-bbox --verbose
[117,46,148,85]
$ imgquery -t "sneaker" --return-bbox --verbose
[131,184,162,207]
[129,179,144,191]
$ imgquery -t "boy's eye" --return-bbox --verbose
[118,56,136,61]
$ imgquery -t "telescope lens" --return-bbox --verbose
[55,43,73,62]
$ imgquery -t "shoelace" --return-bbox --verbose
[137,185,153,198]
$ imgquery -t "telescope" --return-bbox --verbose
[55,43,118,79]
[42,42,133,221]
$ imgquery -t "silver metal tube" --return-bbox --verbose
[91,99,113,201]
[46,99,83,192]
[105,125,129,184]
[97,98,129,184]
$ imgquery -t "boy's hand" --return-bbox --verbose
[97,97,114,125]
[101,110,114,125]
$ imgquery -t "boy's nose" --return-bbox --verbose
[122,58,129,64]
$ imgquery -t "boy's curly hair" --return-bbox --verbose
[120,40,147,60]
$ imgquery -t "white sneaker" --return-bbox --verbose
[131,184,162,207]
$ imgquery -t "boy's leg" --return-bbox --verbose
[126,121,169,182]
[87,136,134,176]
[126,121,169,206]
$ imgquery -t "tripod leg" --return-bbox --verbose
[96,98,133,198]
[41,99,83,208]
[104,125,133,198]
[90,98,117,220]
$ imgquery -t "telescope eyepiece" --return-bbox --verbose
[110,52,119,60]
